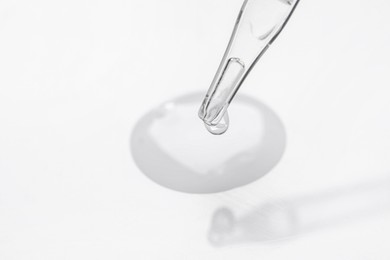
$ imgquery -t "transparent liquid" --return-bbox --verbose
[204,112,230,135]
[199,58,244,135]
[131,93,286,193]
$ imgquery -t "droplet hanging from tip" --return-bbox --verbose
[204,111,230,135]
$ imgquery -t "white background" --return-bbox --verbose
[1,0,390,259]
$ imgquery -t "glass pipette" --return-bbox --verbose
[199,0,300,135]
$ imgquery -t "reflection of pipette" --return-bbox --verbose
[199,0,300,135]
[209,179,390,246]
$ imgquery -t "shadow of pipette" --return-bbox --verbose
[208,178,390,246]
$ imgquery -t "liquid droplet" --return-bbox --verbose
[204,112,230,135]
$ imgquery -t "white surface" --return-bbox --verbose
[1,0,390,259]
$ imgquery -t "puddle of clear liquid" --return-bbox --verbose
[130,93,286,194]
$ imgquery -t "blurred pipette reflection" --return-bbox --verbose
[209,178,390,246]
